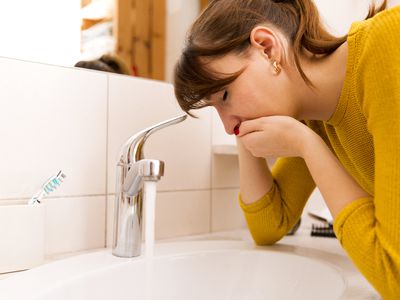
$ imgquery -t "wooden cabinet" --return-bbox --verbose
[114,0,165,80]
[200,0,209,11]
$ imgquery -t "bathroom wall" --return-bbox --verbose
[0,55,245,257]
[0,58,108,255]
[1,0,398,258]
[164,0,245,236]
[104,74,215,246]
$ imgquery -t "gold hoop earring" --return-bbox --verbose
[272,60,281,75]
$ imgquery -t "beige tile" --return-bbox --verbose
[304,188,326,212]
[302,188,329,228]
[106,195,115,248]
[0,58,108,199]
[107,190,211,246]
[43,196,106,255]
[155,190,211,240]
[211,109,236,146]
[0,200,46,273]
[315,0,372,37]
[211,189,247,232]
[212,154,240,189]
[107,75,212,193]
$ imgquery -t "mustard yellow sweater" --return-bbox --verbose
[239,6,400,299]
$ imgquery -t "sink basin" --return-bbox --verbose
[0,240,346,299]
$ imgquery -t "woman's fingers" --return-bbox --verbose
[236,118,265,137]
[235,116,311,158]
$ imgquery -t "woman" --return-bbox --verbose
[173,0,400,298]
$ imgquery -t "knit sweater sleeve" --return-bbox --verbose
[333,7,400,298]
[239,156,315,245]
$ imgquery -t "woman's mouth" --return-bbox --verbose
[234,124,240,136]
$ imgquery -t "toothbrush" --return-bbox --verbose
[28,170,66,205]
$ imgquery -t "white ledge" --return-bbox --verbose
[212,144,238,155]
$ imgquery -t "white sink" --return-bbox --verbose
[0,240,346,300]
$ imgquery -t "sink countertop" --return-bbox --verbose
[0,216,380,299]
[158,215,380,300]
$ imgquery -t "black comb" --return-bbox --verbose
[311,223,336,238]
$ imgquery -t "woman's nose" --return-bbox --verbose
[215,107,237,135]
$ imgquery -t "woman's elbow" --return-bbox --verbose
[251,232,284,246]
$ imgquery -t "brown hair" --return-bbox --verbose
[75,54,132,75]
[174,0,387,116]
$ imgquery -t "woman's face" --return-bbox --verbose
[207,49,297,135]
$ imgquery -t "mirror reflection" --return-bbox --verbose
[0,0,203,82]
[0,0,387,82]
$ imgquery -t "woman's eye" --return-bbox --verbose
[222,90,228,102]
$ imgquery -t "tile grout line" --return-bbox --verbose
[0,187,240,202]
[104,74,110,247]
[0,187,239,202]
[209,109,213,233]
[0,194,107,201]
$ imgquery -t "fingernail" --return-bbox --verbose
[234,124,240,136]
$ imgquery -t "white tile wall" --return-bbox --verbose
[211,189,246,232]
[106,196,114,248]
[100,0,400,253]
[212,154,240,189]
[315,0,400,37]
[1,0,385,260]
[1,0,378,257]
[154,190,211,240]
[302,188,328,227]
[0,56,243,258]
[107,75,212,193]
[211,109,236,146]
[0,58,108,199]
[106,190,212,246]
[43,196,106,255]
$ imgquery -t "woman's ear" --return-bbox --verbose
[249,26,282,62]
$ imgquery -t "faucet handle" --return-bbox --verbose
[120,114,187,164]
[123,159,165,196]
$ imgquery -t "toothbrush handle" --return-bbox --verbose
[28,190,45,205]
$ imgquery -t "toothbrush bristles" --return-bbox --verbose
[42,171,66,192]
[29,170,66,205]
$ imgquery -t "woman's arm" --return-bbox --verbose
[238,116,369,218]
[300,130,370,219]
[236,138,273,205]
[238,115,400,297]
[236,118,316,244]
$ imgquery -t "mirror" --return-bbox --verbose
[0,0,201,82]
[0,0,82,67]
[0,0,393,81]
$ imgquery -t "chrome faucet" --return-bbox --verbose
[112,114,187,258]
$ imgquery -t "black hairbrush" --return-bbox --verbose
[311,223,336,238]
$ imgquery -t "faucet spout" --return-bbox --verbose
[112,114,187,258]
[120,114,187,164]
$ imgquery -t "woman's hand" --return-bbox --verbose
[236,116,315,158]
[237,116,370,219]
